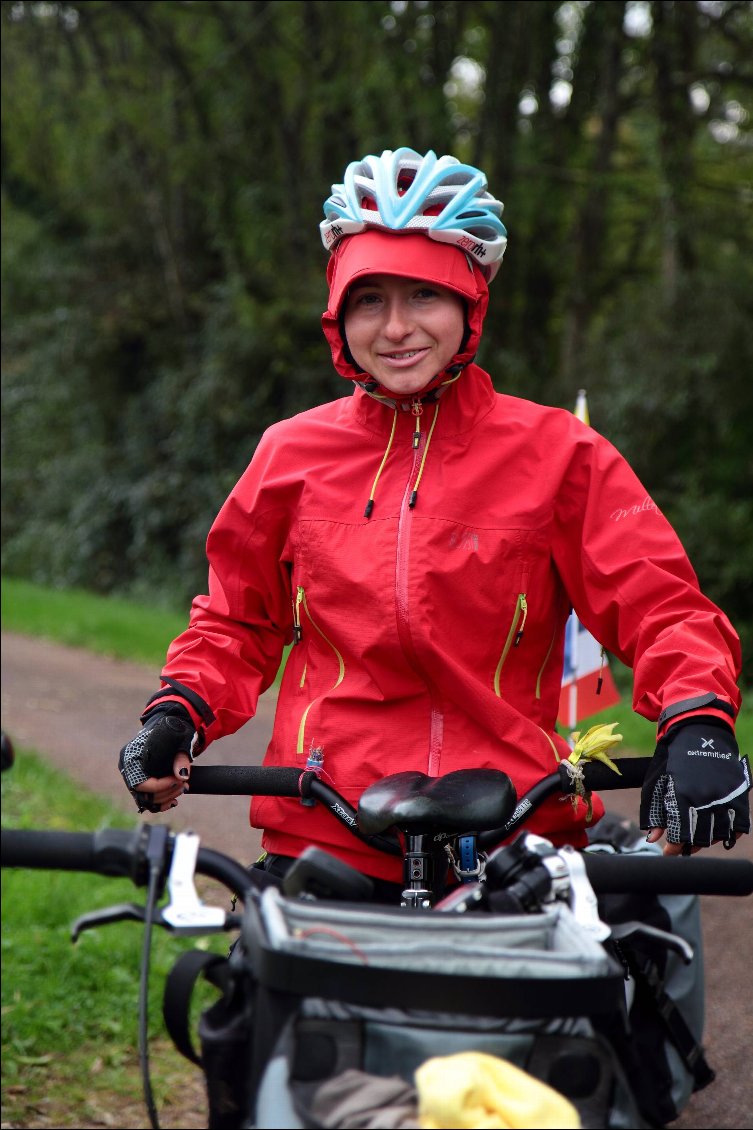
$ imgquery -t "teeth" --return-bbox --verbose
[387,350,420,359]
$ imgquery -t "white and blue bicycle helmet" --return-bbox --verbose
[321,147,508,282]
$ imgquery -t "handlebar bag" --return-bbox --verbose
[242,890,648,1130]
[585,815,713,1127]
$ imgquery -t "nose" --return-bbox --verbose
[382,298,415,341]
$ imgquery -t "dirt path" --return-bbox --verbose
[2,630,751,1130]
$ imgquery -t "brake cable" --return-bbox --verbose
[140,825,170,1130]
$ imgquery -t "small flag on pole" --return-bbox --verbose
[557,390,621,730]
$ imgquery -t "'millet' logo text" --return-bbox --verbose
[610,496,658,523]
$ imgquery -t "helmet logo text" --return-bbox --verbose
[458,235,486,258]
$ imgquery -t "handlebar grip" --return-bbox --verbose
[584,852,753,896]
[1,827,148,879]
[188,765,303,796]
[579,757,648,791]
[2,828,97,871]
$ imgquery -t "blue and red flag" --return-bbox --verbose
[557,391,621,730]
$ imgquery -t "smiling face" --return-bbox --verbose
[342,274,466,397]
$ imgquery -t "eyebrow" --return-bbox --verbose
[349,278,434,294]
[349,281,382,293]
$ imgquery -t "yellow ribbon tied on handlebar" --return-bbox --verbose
[416,1051,581,1129]
[565,721,623,819]
[567,722,623,773]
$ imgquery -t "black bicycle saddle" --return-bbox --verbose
[357,769,517,836]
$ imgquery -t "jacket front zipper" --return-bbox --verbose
[292,585,346,755]
[396,429,444,774]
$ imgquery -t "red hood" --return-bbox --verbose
[321,231,489,397]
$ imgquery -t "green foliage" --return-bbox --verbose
[1,0,751,675]
[1,575,189,664]
[2,574,293,683]
[587,262,753,682]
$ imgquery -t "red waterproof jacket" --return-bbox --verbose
[156,366,741,881]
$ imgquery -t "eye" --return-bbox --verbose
[349,290,382,309]
[414,287,439,301]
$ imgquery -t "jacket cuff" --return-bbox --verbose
[657,694,736,739]
[141,679,216,751]
[144,678,215,723]
[141,695,203,731]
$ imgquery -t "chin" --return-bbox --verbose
[376,373,434,397]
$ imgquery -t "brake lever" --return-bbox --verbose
[557,844,612,942]
[160,831,230,934]
[609,920,695,964]
[71,902,155,941]
[71,832,238,942]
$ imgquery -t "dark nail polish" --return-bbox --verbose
[178,767,189,779]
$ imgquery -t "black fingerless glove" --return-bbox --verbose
[640,716,751,848]
[118,703,196,812]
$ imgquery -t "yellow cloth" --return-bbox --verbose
[567,722,623,775]
[416,1051,581,1129]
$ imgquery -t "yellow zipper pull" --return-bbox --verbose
[292,585,304,643]
[411,398,423,449]
[513,594,528,646]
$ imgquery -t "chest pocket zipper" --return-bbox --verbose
[493,593,528,696]
[292,585,346,755]
[535,627,558,700]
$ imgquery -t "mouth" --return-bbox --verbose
[379,347,430,364]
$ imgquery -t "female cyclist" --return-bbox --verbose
[118,147,749,883]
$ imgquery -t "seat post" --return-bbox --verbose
[401,831,434,908]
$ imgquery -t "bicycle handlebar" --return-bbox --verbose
[186,756,650,852]
[0,826,258,901]
[3,824,752,899]
[4,748,753,901]
[185,756,649,798]
[188,764,304,796]
[1,827,151,879]
[4,755,751,901]
[581,852,753,896]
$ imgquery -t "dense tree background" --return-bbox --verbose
[2,0,752,682]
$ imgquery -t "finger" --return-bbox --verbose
[173,751,192,781]
[711,832,741,850]
[134,776,185,806]
[662,841,701,856]
[138,773,183,793]
[645,827,664,845]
